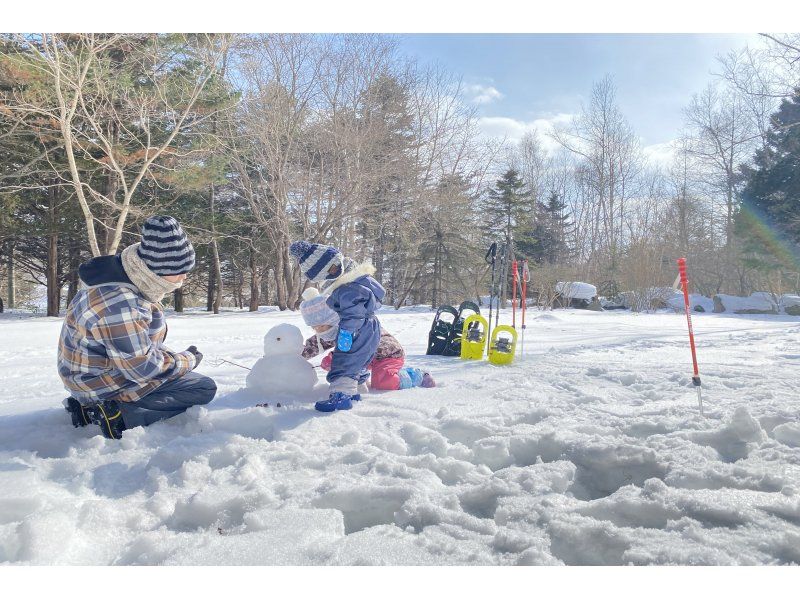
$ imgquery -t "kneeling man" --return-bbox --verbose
[58,216,216,439]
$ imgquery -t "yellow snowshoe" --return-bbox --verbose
[488,325,517,365]
[460,314,489,360]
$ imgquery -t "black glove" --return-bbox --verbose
[187,345,203,369]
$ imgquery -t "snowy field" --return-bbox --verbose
[1,306,799,565]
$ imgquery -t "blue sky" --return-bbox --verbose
[397,34,760,157]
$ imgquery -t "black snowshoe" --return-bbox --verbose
[426,301,482,356]
[426,305,459,356]
[444,301,481,356]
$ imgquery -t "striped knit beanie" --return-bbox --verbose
[137,216,196,276]
[289,240,342,284]
[299,288,340,328]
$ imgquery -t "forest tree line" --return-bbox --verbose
[1,33,799,316]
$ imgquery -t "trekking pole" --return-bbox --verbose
[512,260,518,329]
[496,242,506,328]
[677,258,703,416]
[521,260,529,355]
[485,242,497,347]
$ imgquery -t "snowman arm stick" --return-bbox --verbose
[211,357,252,371]
[210,356,320,371]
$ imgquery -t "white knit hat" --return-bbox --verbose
[299,288,340,327]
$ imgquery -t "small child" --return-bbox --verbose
[290,240,422,412]
[299,287,435,391]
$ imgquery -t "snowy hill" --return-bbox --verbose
[1,307,799,565]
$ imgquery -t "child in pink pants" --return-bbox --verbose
[299,288,434,391]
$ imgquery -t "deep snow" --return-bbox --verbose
[0,306,798,565]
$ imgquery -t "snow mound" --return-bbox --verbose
[713,293,778,314]
[555,282,597,301]
[666,292,714,313]
[780,294,800,315]
[773,422,800,448]
[691,407,767,462]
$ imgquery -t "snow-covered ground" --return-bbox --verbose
[1,306,799,565]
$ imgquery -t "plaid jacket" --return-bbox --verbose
[58,282,195,403]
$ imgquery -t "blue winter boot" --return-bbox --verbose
[398,367,424,390]
[315,392,359,412]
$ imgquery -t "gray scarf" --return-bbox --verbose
[121,244,181,304]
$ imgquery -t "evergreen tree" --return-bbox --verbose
[523,192,573,264]
[356,74,418,299]
[738,90,800,273]
[483,169,530,241]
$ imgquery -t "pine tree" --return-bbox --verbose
[738,90,800,272]
[356,74,418,299]
[483,169,530,241]
[518,192,571,264]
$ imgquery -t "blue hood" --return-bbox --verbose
[78,255,132,286]
[353,275,386,303]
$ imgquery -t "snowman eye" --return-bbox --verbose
[277,337,281,341]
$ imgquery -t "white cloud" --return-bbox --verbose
[642,141,677,166]
[463,83,504,105]
[477,113,574,153]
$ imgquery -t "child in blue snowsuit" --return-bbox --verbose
[290,241,385,412]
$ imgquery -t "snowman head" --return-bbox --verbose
[263,323,304,356]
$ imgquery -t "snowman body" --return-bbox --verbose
[246,323,317,397]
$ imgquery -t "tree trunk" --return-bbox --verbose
[46,186,60,317]
[66,240,81,305]
[206,256,216,312]
[211,238,222,314]
[47,234,60,316]
[249,247,260,312]
[275,249,288,310]
[395,262,424,309]
[6,241,15,309]
[261,269,272,307]
[174,288,184,312]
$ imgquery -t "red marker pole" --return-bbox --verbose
[677,258,703,416]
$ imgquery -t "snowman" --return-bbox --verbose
[246,323,318,398]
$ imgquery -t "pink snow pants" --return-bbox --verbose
[320,354,405,391]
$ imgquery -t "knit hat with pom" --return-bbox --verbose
[299,287,340,328]
[290,240,343,283]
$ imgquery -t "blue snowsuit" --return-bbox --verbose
[326,275,385,386]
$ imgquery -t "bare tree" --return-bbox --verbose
[2,33,233,256]
[683,82,758,273]
[552,76,642,281]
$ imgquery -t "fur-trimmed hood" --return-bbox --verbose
[321,261,378,295]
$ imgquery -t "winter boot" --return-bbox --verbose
[315,392,359,412]
[63,397,93,428]
[356,370,370,397]
[87,399,126,439]
[398,367,424,390]
[421,372,436,388]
